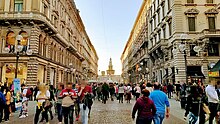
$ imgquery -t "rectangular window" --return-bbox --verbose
[162,6,165,18]
[150,21,153,32]
[44,4,48,17]
[154,16,156,29]
[207,0,213,3]
[168,21,172,36]
[163,27,166,39]
[158,31,161,41]
[187,0,194,3]
[158,10,160,24]
[167,0,170,10]
[154,2,156,11]
[54,16,57,28]
[208,43,219,56]
[208,17,216,30]
[14,0,23,12]
[188,17,196,31]
[190,45,197,56]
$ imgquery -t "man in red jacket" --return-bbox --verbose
[60,82,77,124]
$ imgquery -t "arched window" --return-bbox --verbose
[6,31,16,53]
[19,31,28,52]
[39,35,43,55]
[14,0,23,12]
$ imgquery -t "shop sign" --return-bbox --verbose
[208,71,219,77]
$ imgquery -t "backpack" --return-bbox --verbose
[26,88,32,98]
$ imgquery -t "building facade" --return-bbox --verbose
[0,0,98,86]
[122,0,220,85]
[121,0,150,84]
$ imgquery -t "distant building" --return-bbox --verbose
[106,58,115,75]
[98,58,122,83]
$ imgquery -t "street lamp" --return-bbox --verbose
[4,34,33,78]
[172,34,189,85]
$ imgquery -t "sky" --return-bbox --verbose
[75,0,142,75]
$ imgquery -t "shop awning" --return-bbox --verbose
[187,71,205,78]
[210,60,220,72]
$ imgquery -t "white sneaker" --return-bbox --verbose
[58,122,62,124]
[19,115,26,119]
[26,114,28,117]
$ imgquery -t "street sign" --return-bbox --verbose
[208,71,219,77]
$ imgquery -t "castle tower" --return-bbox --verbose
[106,58,115,75]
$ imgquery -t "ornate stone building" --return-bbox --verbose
[121,0,150,84]
[122,0,220,85]
[147,0,220,84]
[0,0,98,86]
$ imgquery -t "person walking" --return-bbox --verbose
[132,89,156,124]
[73,83,80,121]
[167,83,173,99]
[78,79,93,124]
[125,84,132,103]
[96,83,102,101]
[135,84,141,100]
[34,84,50,124]
[4,87,11,122]
[205,79,219,124]
[19,84,31,118]
[118,84,124,103]
[101,82,109,104]
[146,83,153,93]
[60,82,77,124]
[0,89,6,123]
[55,83,64,124]
[109,83,115,101]
[175,82,181,101]
[184,85,209,124]
[150,82,170,124]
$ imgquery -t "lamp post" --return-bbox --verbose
[4,34,33,79]
[145,67,149,83]
[172,34,188,84]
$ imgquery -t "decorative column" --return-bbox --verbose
[46,64,50,84]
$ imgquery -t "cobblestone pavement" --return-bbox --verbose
[2,98,186,124]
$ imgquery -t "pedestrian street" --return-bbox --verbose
[2,98,187,124]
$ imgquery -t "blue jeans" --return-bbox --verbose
[80,103,89,124]
[56,103,62,122]
[153,112,165,124]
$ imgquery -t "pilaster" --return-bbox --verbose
[26,59,38,85]
[46,64,50,84]
[30,27,40,54]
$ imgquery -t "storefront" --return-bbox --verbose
[37,64,45,83]
[1,63,27,86]
[209,60,220,79]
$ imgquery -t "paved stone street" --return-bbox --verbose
[2,98,186,124]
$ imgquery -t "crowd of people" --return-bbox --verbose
[131,79,220,124]
[1,79,220,124]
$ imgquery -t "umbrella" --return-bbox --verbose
[88,80,97,83]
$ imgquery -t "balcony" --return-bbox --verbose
[148,39,168,54]
[201,29,220,38]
